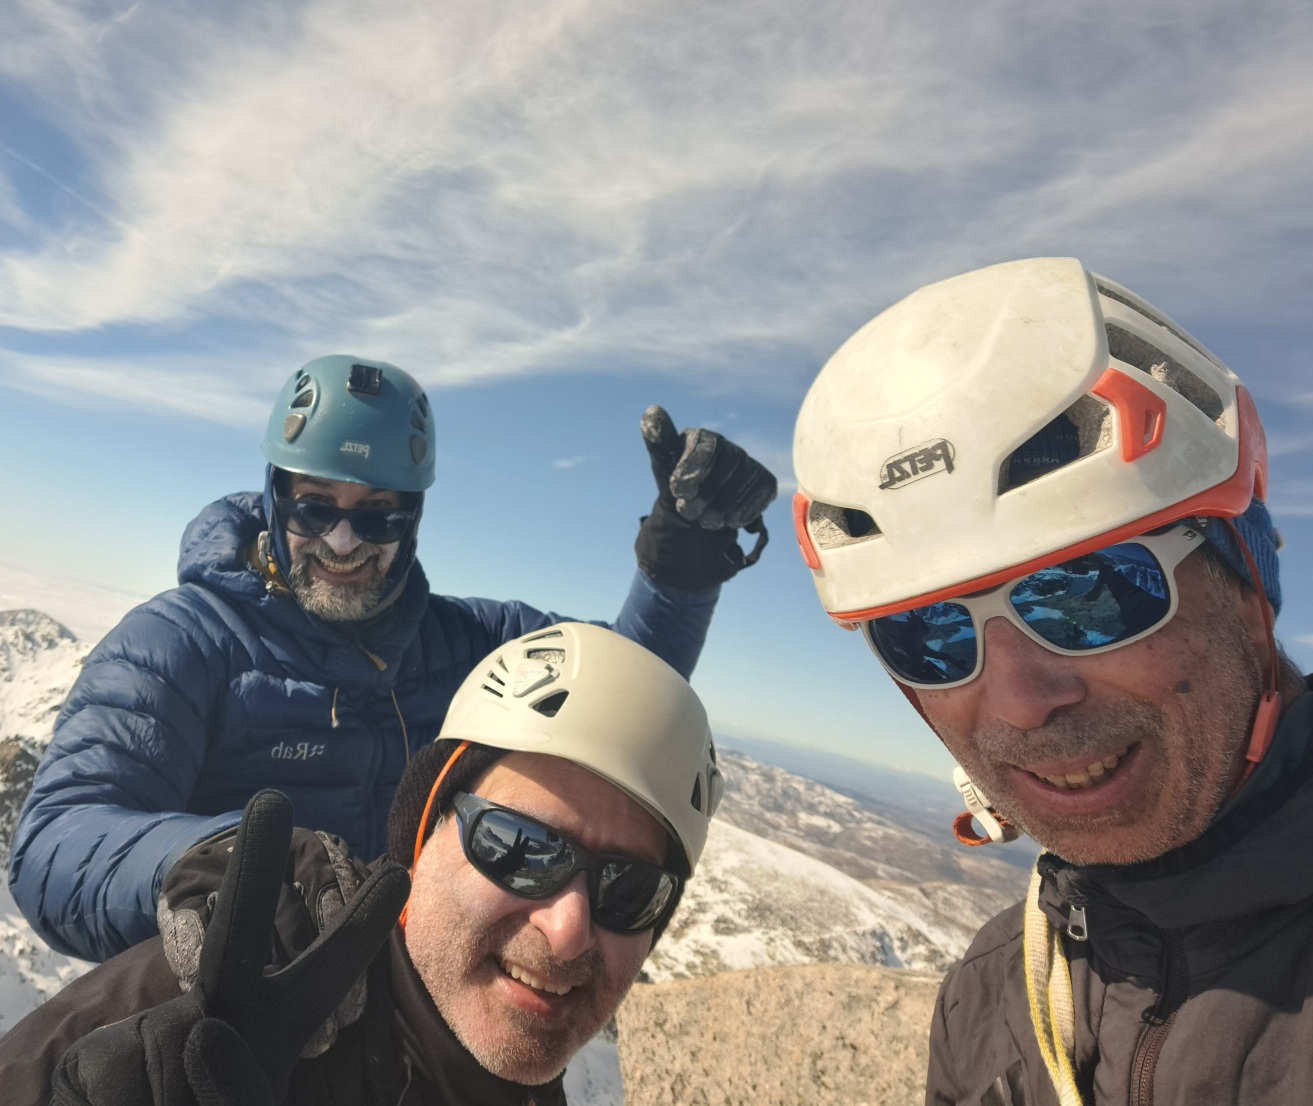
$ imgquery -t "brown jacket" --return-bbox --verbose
[928,685,1313,1106]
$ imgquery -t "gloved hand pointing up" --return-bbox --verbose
[635,405,778,590]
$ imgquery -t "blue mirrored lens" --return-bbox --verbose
[1009,543,1169,650]
[462,800,678,932]
[869,543,1174,686]
[869,601,978,685]
[469,808,573,896]
[596,861,676,931]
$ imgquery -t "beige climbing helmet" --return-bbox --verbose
[437,622,722,874]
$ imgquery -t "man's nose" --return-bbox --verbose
[528,874,596,962]
[321,518,362,555]
[976,616,1086,730]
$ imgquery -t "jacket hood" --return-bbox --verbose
[177,492,269,602]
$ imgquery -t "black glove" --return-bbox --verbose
[158,825,370,1057]
[52,791,410,1106]
[635,405,777,589]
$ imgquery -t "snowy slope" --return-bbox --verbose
[649,817,1004,982]
[0,881,94,1037]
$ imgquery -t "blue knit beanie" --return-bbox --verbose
[1198,497,1283,616]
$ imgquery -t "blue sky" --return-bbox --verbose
[1,0,1311,780]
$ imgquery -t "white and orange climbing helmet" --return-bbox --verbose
[793,257,1273,626]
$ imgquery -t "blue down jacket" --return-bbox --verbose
[9,493,716,962]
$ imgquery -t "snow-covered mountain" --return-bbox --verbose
[0,610,90,868]
[651,817,1016,982]
[0,610,96,1034]
[0,610,86,742]
[715,747,1032,895]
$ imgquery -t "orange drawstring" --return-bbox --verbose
[1222,518,1282,789]
[398,740,471,931]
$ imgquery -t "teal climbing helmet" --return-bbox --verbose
[261,355,436,492]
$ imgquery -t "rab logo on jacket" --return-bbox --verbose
[271,741,326,761]
[879,439,955,490]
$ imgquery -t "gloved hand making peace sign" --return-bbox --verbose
[51,791,410,1106]
[634,405,778,590]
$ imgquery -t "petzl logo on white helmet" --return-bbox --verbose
[879,439,956,490]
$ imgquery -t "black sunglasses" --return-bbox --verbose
[453,791,681,935]
[276,497,415,545]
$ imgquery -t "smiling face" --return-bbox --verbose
[283,473,401,622]
[918,554,1269,866]
[402,752,665,1085]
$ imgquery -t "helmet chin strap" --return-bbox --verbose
[890,680,1019,846]
[952,767,1020,846]
[1220,516,1282,791]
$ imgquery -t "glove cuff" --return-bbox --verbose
[635,498,747,590]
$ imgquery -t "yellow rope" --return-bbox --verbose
[1022,865,1085,1106]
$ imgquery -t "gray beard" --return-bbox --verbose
[287,548,391,623]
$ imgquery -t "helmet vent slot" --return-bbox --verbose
[1000,396,1110,492]
[807,501,882,550]
[1105,324,1224,425]
[291,387,315,409]
[484,669,506,688]
[480,684,505,698]
[526,649,566,664]
[690,775,703,812]
[532,690,569,717]
[523,629,565,642]
[1096,282,1222,369]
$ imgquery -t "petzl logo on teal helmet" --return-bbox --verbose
[261,355,437,492]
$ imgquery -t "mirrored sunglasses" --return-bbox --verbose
[864,524,1205,690]
[453,791,681,935]
[276,497,415,545]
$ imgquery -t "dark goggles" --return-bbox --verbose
[453,791,681,935]
[864,524,1205,690]
[276,497,415,545]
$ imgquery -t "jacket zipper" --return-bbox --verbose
[1128,929,1188,1106]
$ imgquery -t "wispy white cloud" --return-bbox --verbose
[551,454,590,470]
[1,353,271,426]
[0,0,1310,416]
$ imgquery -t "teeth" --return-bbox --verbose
[1039,747,1129,791]
[504,963,573,996]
